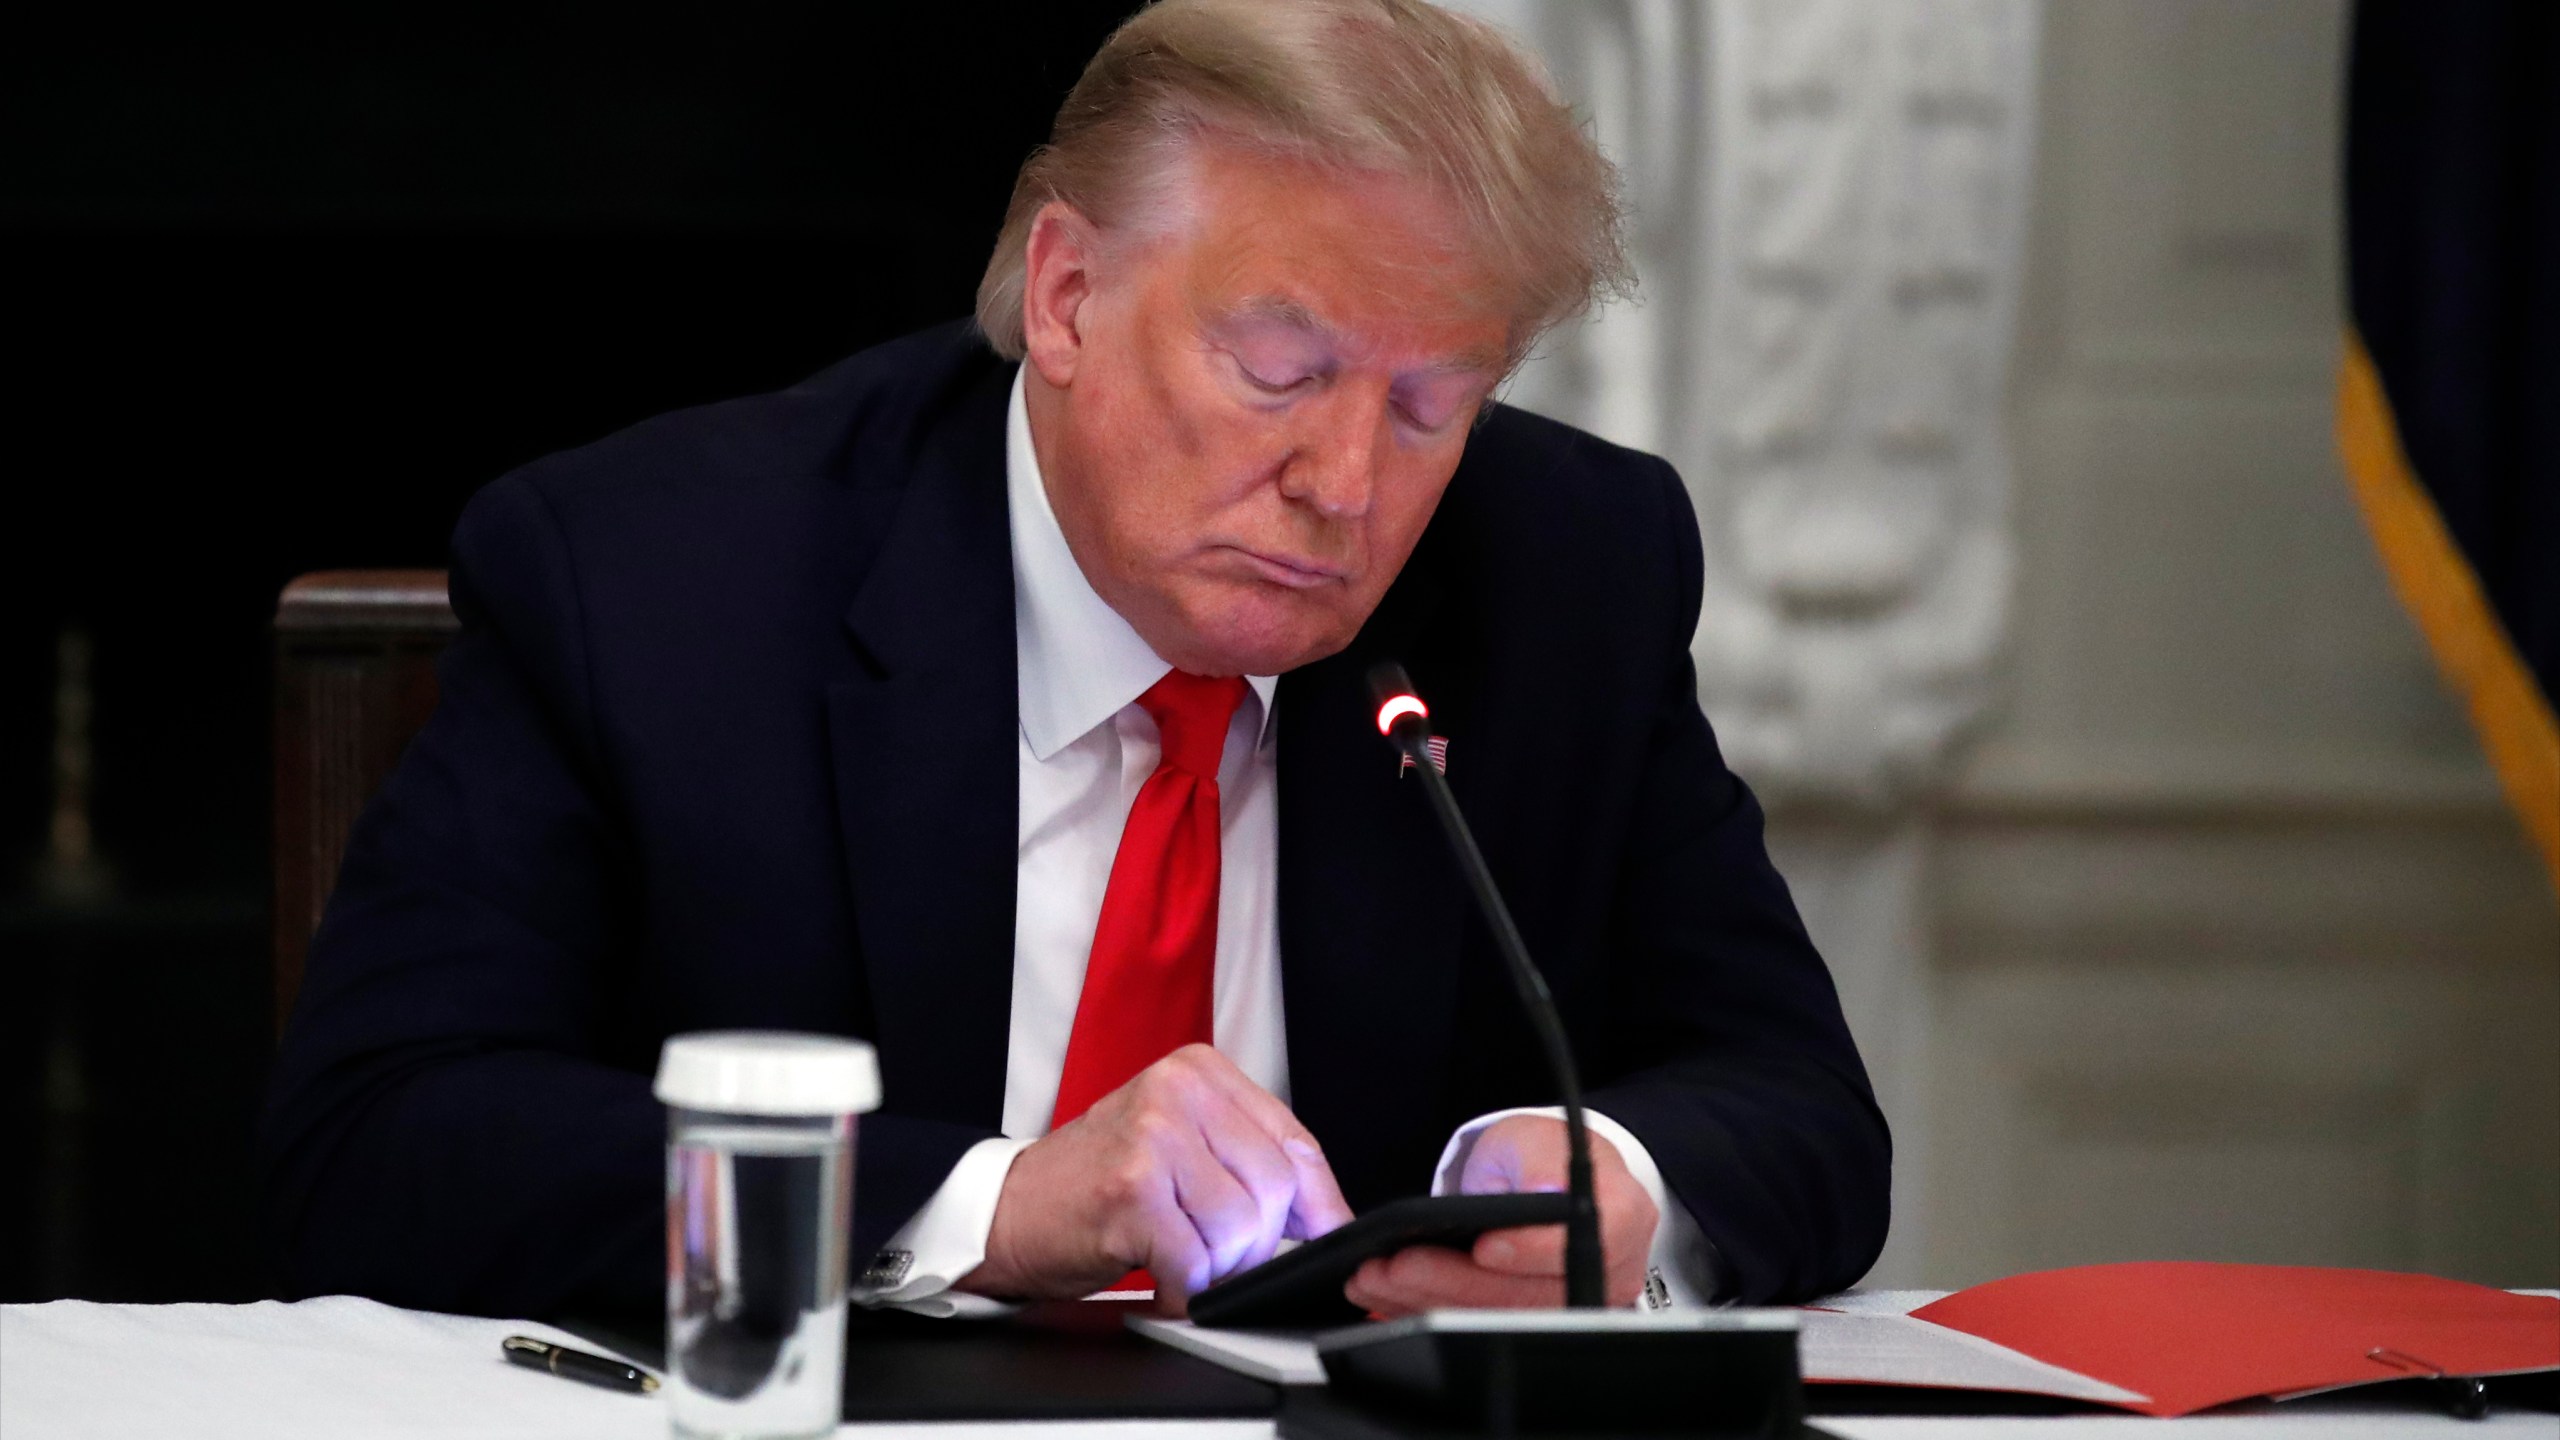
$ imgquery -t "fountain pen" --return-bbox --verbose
[501,1335,661,1394]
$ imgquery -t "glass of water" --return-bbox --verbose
[654,1032,879,1440]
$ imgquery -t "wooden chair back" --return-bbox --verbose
[272,570,457,1035]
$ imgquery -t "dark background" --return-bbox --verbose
[2,8,1140,1303]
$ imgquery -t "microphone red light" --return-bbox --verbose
[1375,694,1428,735]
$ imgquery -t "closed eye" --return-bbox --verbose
[1393,380,1480,436]
[1234,355,1318,396]
[1395,399,1456,435]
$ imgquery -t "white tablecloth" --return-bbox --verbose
[3,1297,2550,1439]
[1,1297,667,1440]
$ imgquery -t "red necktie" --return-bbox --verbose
[1050,669,1248,1131]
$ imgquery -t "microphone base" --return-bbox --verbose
[1294,1310,1815,1439]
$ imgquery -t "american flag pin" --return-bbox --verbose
[1398,735,1449,777]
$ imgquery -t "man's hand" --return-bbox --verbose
[958,1044,1353,1313]
[1344,1114,1658,1315]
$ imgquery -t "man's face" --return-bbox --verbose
[1021,142,1512,677]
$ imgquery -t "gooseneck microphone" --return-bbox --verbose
[1366,661,1605,1310]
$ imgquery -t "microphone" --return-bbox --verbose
[1366,661,1605,1310]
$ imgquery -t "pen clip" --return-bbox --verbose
[511,1336,571,1376]
[2367,1348,2489,1421]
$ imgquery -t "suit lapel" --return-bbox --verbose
[827,361,1019,1132]
[1276,557,1467,1203]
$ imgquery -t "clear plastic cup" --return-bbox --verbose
[654,1032,880,1440]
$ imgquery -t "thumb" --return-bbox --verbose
[1458,1118,1566,1195]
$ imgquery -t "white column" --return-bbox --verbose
[1451,0,2042,1287]
[1762,814,1935,1284]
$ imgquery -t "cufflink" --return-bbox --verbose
[1397,735,1450,777]
[1643,1267,1671,1311]
[860,1250,915,1290]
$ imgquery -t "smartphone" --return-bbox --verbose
[1186,1191,1577,1330]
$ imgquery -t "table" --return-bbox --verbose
[3,1297,2551,1438]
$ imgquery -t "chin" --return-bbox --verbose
[1181,631,1340,678]
[1178,592,1359,676]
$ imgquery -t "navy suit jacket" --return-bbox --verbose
[260,321,1890,1317]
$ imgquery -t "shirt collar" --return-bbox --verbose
[1008,367,1278,762]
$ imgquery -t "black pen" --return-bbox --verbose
[2367,1347,2488,1422]
[501,1335,661,1394]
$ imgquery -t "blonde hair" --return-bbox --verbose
[973,0,1629,366]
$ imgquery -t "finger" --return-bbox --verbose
[1473,1218,1632,1284]
[1279,1138,1354,1238]
[1195,1090,1303,1272]
[1164,1125,1273,1283]
[1343,1256,1414,1319]
[1159,1045,1354,1238]
[1473,1222,1566,1277]
[1199,1070,1352,1237]
[1132,1171,1218,1309]
[1352,1245,1566,1315]
[1121,1051,1279,1279]
[1343,1257,1395,1318]
[1178,1049,1332,1170]
[1090,1134,1216,1309]
[1457,1122,1542,1196]
[1478,1191,1655,1284]
[1171,1043,1288,1134]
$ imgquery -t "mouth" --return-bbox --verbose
[1226,545,1349,590]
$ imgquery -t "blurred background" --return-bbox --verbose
[4,0,2552,1305]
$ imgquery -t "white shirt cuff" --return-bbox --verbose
[1432,1106,1718,1310]
[852,1135,1034,1318]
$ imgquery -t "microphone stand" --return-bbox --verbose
[1370,664,1604,1310]
[1279,665,1807,1440]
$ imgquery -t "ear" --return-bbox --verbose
[1021,201,1102,389]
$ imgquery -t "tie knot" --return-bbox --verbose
[1138,670,1248,779]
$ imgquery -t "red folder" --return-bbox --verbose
[1908,1262,2560,1417]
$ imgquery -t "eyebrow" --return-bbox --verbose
[1220,294,1505,378]
[1223,295,1345,348]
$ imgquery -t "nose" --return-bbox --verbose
[1276,383,1390,521]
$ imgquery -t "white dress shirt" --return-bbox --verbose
[853,369,1714,1315]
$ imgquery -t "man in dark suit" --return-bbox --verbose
[262,0,1889,1321]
